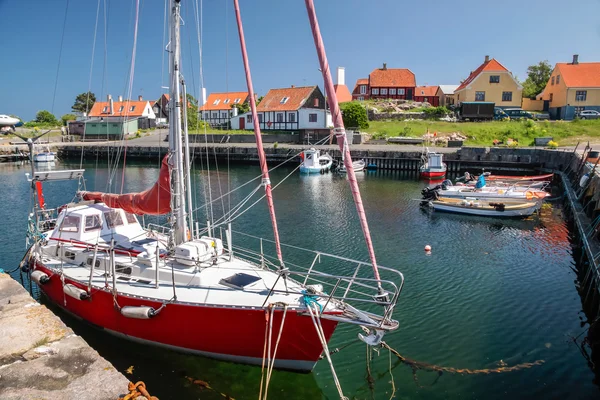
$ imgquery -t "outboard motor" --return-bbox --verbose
[441,179,453,190]
[421,185,441,201]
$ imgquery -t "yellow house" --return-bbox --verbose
[537,55,600,120]
[454,55,522,108]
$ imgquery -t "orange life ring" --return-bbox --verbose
[525,191,534,200]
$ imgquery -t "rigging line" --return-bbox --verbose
[160,0,167,95]
[224,0,231,221]
[80,0,102,170]
[50,0,70,115]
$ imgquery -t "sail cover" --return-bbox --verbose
[82,155,171,215]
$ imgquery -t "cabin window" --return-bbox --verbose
[360,85,366,94]
[576,91,587,102]
[59,215,80,232]
[314,98,319,107]
[398,88,405,95]
[104,210,124,229]
[381,88,388,96]
[551,77,555,85]
[213,99,220,105]
[371,88,379,95]
[64,251,76,261]
[84,215,102,232]
[280,97,289,104]
[556,75,560,84]
[502,91,513,102]
[288,113,296,122]
[475,91,486,101]
[389,89,396,95]
[309,113,318,122]
[125,213,138,225]
[489,75,500,83]
[234,98,241,104]
[247,114,253,123]
[224,99,230,104]
[276,113,284,122]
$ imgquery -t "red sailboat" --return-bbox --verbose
[23,0,403,377]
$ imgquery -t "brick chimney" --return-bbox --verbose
[138,95,143,101]
[572,54,579,65]
[485,55,490,63]
[118,95,123,102]
[382,63,387,70]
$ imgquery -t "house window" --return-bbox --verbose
[258,114,263,123]
[276,113,284,122]
[213,99,220,105]
[398,88,405,95]
[381,88,388,96]
[129,106,135,112]
[309,113,317,122]
[212,112,218,118]
[314,98,319,107]
[389,89,396,95]
[556,75,560,84]
[102,106,108,113]
[221,112,228,118]
[360,85,366,94]
[489,75,500,83]
[576,91,587,101]
[288,113,296,122]
[502,91,513,102]
[372,88,379,95]
[224,99,230,104]
[549,93,553,102]
[118,106,124,112]
[280,97,289,104]
[234,98,241,104]
[357,96,364,101]
[475,91,485,101]
[247,114,252,123]
[551,77,555,85]
[204,113,209,119]
[84,215,102,232]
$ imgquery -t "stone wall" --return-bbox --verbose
[367,111,426,121]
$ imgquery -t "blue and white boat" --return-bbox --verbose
[299,148,333,174]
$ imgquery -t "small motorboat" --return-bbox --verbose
[427,197,539,217]
[33,148,56,162]
[420,150,446,179]
[338,159,366,173]
[299,148,333,174]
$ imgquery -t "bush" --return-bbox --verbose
[422,106,450,119]
[547,140,558,149]
[35,110,58,125]
[61,113,77,126]
[340,101,369,129]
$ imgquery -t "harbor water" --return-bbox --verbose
[1,159,597,399]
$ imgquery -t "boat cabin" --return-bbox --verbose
[426,152,444,170]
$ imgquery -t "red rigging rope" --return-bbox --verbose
[304,0,381,283]
[233,0,284,265]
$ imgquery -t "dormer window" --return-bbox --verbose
[118,106,124,112]
[102,106,108,113]
[130,106,136,112]
[224,99,230,104]
[280,97,289,104]
[234,98,241,104]
[213,99,220,105]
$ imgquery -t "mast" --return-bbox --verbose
[168,0,187,245]
[233,0,284,266]
[304,0,382,284]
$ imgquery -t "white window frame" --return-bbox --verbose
[247,114,253,123]
[372,88,379,95]
[129,106,136,112]
[276,113,284,122]
[213,99,220,105]
[288,113,296,122]
[280,97,289,104]
[381,88,388,95]
[360,85,366,94]
[118,106,124,112]
[309,113,318,122]
[389,89,396,95]
[398,88,405,95]
[224,99,230,104]
[102,106,108,113]
[357,96,364,101]
[234,98,241,104]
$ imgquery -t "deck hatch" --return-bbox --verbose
[219,273,261,289]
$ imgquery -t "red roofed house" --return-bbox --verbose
[83,95,156,139]
[230,85,332,135]
[454,55,522,108]
[537,55,600,120]
[413,86,442,106]
[199,91,250,127]
[352,63,416,101]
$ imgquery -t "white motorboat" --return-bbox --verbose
[337,159,365,173]
[33,149,56,162]
[299,148,333,174]
[428,197,539,217]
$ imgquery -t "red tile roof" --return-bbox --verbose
[414,86,440,97]
[555,62,600,88]
[369,68,415,88]
[256,86,318,111]
[455,58,509,91]
[200,92,250,111]
[334,84,352,103]
[352,79,368,95]
[89,100,149,117]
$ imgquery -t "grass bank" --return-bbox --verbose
[363,119,600,146]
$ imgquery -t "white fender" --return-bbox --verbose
[63,283,89,300]
[30,270,49,285]
[120,306,156,319]
[580,173,590,188]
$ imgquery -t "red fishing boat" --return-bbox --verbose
[22,0,403,378]
[420,150,447,178]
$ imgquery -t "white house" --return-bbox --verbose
[199,91,250,127]
[230,85,333,134]
[88,95,156,122]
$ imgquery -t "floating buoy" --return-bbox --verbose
[63,283,89,300]
[121,306,157,319]
[30,270,49,285]
[424,245,432,252]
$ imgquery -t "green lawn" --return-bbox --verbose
[363,119,600,146]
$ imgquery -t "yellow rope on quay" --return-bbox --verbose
[119,381,158,400]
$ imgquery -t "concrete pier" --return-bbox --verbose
[0,273,130,400]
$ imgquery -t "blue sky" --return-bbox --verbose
[1,0,599,121]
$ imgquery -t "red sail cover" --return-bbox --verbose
[82,155,171,215]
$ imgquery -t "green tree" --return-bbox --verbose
[185,93,199,129]
[340,101,369,129]
[256,96,264,105]
[61,113,77,126]
[35,110,58,125]
[231,101,250,114]
[72,91,96,115]
[522,61,552,99]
